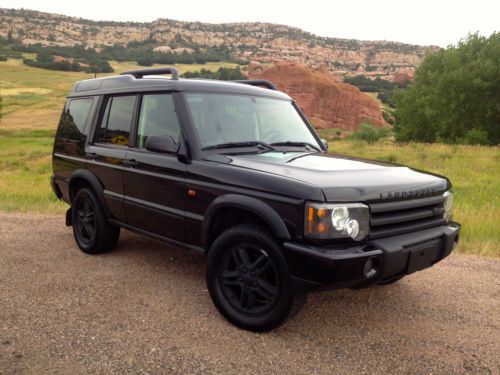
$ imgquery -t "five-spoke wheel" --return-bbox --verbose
[206,224,298,332]
[219,246,279,315]
[71,187,120,254]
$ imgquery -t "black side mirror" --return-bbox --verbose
[145,135,179,154]
[321,138,329,151]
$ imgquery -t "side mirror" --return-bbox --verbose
[321,138,329,151]
[145,135,179,154]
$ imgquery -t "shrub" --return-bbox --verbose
[182,67,245,80]
[350,123,391,144]
[462,128,489,145]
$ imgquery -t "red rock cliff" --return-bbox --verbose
[250,62,388,131]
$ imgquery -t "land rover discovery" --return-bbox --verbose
[51,67,460,331]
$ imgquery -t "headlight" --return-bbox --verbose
[443,191,453,222]
[305,202,369,241]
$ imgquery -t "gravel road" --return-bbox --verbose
[0,212,498,374]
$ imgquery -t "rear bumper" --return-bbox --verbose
[284,222,460,291]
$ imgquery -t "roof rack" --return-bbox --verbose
[233,80,278,90]
[120,67,179,80]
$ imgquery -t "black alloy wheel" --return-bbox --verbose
[206,224,298,332]
[219,245,279,315]
[75,199,96,246]
[71,187,120,254]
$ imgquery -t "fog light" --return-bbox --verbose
[363,257,378,278]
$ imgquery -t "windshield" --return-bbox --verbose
[184,93,320,150]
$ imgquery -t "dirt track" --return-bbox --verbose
[0,212,498,374]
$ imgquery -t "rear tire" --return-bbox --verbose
[71,187,120,254]
[206,224,299,332]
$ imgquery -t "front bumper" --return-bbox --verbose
[284,223,460,291]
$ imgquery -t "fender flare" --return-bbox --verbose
[202,194,291,247]
[68,169,111,218]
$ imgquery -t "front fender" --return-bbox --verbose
[202,194,291,247]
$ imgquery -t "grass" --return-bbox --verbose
[0,129,64,213]
[1,59,498,257]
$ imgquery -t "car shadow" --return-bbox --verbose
[103,230,422,336]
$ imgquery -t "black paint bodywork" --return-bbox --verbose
[52,72,460,290]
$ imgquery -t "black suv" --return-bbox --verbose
[51,67,460,331]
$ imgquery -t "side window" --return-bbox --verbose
[96,95,136,146]
[59,98,94,140]
[136,94,181,148]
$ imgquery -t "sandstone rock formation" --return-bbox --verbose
[0,8,439,80]
[249,62,388,131]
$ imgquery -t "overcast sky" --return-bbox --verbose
[2,0,498,47]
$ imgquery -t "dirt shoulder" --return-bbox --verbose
[0,213,498,374]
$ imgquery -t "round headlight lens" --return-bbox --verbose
[331,207,349,230]
[345,219,360,239]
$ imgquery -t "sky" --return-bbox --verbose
[1,0,498,47]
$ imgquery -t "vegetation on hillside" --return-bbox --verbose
[182,67,246,80]
[0,33,241,73]
[344,74,407,110]
[394,32,499,145]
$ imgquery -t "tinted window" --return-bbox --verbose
[97,96,136,146]
[59,98,93,140]
[137,94,181,148]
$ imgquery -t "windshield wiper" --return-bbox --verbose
[202,141,275,151]
[270,141,321,152]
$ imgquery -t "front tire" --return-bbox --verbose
[206,224,297,332]
[71,187,120,254]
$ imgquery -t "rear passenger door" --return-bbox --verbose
[123,93,187,242]
[87,95,137,222]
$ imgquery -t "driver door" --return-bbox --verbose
[123,93,187,242]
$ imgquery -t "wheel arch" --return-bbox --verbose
[68,169,111,219]
[202,194,291,250]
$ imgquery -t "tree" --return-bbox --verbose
[394,32,500,144]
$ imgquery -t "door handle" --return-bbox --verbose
[86,152,98,160]
[123,159,138,167]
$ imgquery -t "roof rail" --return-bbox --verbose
[233,80,278,90]
[120,67,179,80]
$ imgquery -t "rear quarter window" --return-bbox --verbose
[95,95,136,147]
[58,98,94,140]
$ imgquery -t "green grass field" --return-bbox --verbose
[1,59,498,257]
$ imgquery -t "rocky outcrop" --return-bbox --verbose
[0,8,439,80]
[249,62,388,131]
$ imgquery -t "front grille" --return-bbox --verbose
[369,194,446,239]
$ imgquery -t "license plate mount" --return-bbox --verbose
[406,238,442,274]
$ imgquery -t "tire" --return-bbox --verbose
[71,187,120,254]
[206,224,298,332]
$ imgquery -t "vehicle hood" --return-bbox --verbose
[205,151,449,202]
